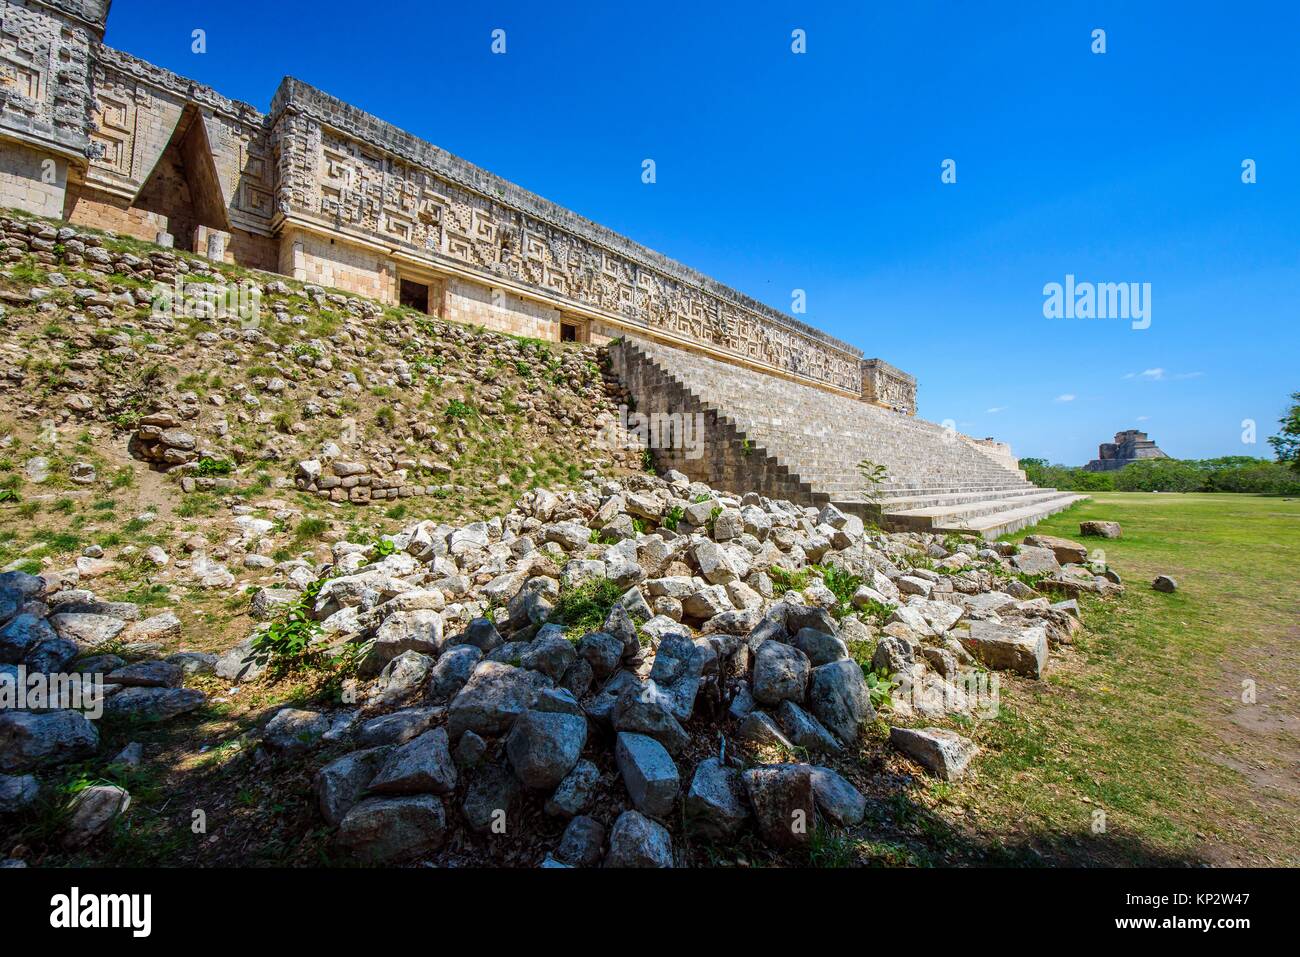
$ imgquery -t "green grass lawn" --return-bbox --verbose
[941,492,1300,865]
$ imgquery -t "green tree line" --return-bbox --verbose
[1021,392,1300,494]
[1018,456,1300,494]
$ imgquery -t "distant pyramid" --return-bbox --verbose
[1084,430,1170,471]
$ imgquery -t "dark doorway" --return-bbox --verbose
[560,321,578,342]
[400,279,430,313]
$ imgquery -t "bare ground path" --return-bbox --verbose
[968,492,1300,866]
[1202,621,1300,865]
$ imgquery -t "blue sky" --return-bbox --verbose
[104,0,1299,464]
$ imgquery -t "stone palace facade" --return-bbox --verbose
[0,0,917,413]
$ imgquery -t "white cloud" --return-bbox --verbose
[1123,368,1203,382]
[1136,415,1150,421]
[1055,394,1076,402]
[986,406,1007,414]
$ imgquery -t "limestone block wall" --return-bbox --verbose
[279,226,394,301]
[442,276,560,340]
[967,437,1024,477]
[608,338,824,504]
[0,138,65,215]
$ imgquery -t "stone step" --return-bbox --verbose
[872,486,1056,509]
[927,493,1091,540]
[882,489,1075,529]
[819,479,1034,494]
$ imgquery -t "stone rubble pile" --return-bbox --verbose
[0,570,210,844]
[222,470,1114,865]
[127,412,206,468]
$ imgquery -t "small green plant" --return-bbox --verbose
[370,537,398,558]
[247,577,353,674]
[250,582,325,668]
[705,505,723,536]
[740,438,753,457]
[0,488,19,504]
[863,666,896,710]
[662,504,685,531]
[293,516,328,543]
[856,459,889,506]
[445,399,475,420]
[640,448,656,474]
[550,578,629,637]
[193,456,235,477]
[808,827,857,867]
[817,563,863,618]
[768,565,811,593]
[270,409,296,433]
[855,596,897,626]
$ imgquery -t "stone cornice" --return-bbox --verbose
[27,0,109,33]
[861,356,916,386]
[93,44,268,131]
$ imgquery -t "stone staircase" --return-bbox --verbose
[609,337,1087,539]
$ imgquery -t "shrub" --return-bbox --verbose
[855,596,896,626]
[192,456,234,477]
[1112,459,1205,493]
[862,667,896,710]
[249,579,329,671]
[857,459,889,504]
[1268,391,1300,471]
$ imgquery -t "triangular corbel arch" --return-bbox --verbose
[131,102,231,248]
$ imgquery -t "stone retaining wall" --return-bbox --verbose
[294,459,454,504]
